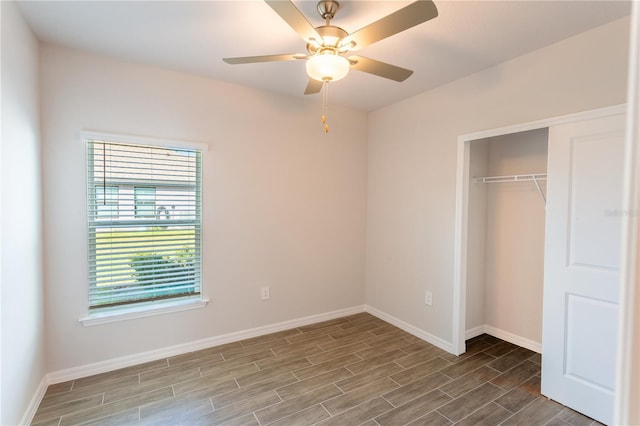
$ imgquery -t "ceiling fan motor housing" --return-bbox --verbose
[306,25,349,54]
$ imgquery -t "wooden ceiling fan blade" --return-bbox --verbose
[223,54,305,64]
[344,0,438,51]
[304,78,323,95]
[265,0,320,42]
[348,56,413,82]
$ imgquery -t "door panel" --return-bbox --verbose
[565,294,618,391]
[542,113,625,425]
[568,133,624,270]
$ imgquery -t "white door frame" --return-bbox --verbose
[614,2,640,424]
[452,103,626,356]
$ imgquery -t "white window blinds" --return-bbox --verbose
[86,140,202,310]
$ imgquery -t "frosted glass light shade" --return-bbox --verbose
[306,53,350,82]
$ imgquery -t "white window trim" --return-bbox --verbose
[79,297,210,326]
[79,130,209,153]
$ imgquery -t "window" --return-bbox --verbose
[134,187,156,218]
[86,139,202,311]
[96,186,119,218]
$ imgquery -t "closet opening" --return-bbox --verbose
[464,128,549,353]
[453,118,555,356]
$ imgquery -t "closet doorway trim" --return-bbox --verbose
[452,103,626,355]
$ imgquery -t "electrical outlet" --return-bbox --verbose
[261,286,270,300]
[425,291,433,306]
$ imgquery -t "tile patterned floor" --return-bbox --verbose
[32,313,602,425]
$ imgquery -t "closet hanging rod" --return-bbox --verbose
[472,173,547,184]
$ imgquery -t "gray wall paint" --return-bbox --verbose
[1,1,45,423]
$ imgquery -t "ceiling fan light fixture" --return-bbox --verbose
[306,52,350,82]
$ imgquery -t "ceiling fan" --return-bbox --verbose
[223,0,439,95]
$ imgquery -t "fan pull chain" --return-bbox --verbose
[322,80,329,133]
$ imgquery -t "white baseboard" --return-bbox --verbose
[466,324,542,353]
[47,305,366,384]
[465,325,487,340]
[365,305,454,353]
[19,376,48,426]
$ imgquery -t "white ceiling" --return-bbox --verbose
[17,0,631,112]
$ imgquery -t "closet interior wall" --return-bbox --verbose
[466,128,549,348]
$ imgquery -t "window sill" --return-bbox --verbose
[79,298,209,326]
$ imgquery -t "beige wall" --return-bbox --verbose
[465,141,489,331]
[0,1,45,424]
[484,130,548,344]
[40,44,368,372]
[366,17,630,344]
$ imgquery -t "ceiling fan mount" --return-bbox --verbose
[223,0,438,94]
[317,0,340,21]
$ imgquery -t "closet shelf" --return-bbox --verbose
[473,173,547,204]
[472,173,547,184]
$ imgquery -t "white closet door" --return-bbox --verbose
[541,113,626,425]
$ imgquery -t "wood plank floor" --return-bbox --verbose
[32,313,601,425]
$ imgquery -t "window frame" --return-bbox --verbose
[134,186,156,218]
[80,131,209,324]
